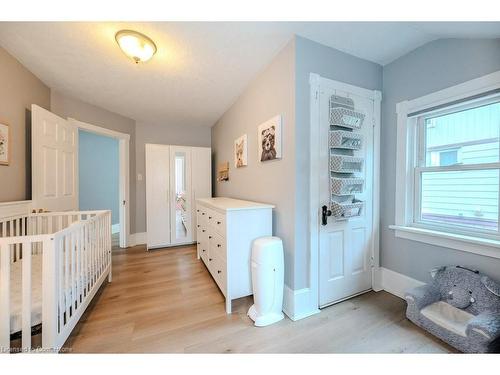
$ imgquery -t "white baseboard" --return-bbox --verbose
[112,223,120,234]
[129,232,147,247]
[379,267,425,299]
[283,285,320,321]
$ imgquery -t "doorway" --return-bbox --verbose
[70,118,131,248]
[79,129,120,246]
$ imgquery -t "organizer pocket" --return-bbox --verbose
[329,130,363,150]
[330,107,365,129]
[331,177,364,195]
[331,199,364,219]
[330,155,364,173]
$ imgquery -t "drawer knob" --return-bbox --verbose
[217,221,221,224]
[209,216,212,219]
[202,213,205,215]
[197,224,200,228]
[202,230,205,232]
[217,244,221,248]
[197,242,200,245]
[217,270,221,274]
[209,236,212,239]
[209,258,212,261]
[202,249,206,252]
[197,209,200,212]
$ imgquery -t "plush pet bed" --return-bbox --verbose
[405,265,500,353]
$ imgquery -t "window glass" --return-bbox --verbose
[425,102,500,167]
[420,169,499,232]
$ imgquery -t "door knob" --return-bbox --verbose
[321,205,332,226]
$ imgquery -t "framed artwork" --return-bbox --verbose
[217,161,229,182]
[0,122,10,166]
[234,134,248,168]
[258,115,282,162]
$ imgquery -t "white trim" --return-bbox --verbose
[378,267,425,299]
[70,118,131,249]
[394,70,500,256]
[390,225,500,259]
[282,285,320,321]
[129,232,147,246]
[70,118,131,140]
[0,200,33,218]
[308,73,382,316]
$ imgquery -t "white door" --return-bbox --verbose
[191,147,212,241]
[146,144,170,249]
[318,85,375,307]
[169,146,192,245]
[32,105,78,212]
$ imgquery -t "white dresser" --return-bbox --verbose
[196,197,274,313]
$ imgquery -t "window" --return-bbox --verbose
[414,97,500,238]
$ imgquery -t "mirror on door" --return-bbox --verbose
[174,152,188,240]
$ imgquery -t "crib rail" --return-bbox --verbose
[0,210,112,353]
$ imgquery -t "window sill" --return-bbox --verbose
[389,225,500,260]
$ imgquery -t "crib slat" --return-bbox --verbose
[70,232,76,313]
[21,241,32,351]
[65,235,70,321]
[76,227,81,306]
[58,238,64,334]
[0,243,11,351]
[15,219,21,261]
[41,238,58,350]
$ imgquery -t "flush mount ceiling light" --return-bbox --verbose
[115,30,157,63]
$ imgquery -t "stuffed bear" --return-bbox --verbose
[447,286,475,309]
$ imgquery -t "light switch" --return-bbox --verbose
[138,173,143,181]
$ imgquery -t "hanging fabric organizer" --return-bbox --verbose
[329,95,366,220]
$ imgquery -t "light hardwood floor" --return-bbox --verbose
[63,244,456,353]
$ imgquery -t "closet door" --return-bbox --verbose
[169,146,193,245]
[146,144,170,249]
[191,147,212,240]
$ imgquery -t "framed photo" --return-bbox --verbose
[234,134,248,168]
[0,122,10,166]
[258,115,282,162]
[217,161,229,182]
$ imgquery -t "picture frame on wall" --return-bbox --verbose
[258,115,282,162]
[0,122,10,166]
[234,134,248,168]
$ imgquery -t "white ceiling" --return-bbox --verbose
[0,22,498,127]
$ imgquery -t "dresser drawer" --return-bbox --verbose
[212,211,226,235]
[212,257,227,296]
[210,233,226,261]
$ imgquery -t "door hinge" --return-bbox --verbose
[315,90,319,100]
[123,200,126,206]
[370,256,375,268]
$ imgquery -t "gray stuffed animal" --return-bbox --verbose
[405,265,500,353]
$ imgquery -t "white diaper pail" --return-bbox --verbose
[247,236,285,327]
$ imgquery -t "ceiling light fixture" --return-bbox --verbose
[115,30,157,64]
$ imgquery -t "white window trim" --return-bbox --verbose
[392,70,500,259]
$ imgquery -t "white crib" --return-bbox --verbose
[0,210,112,353]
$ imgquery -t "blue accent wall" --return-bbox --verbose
[79,130,119,225]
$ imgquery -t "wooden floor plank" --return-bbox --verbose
[63,244,455,353]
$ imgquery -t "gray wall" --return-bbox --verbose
[79,130,119,225]
[135,121,211,233]
[0,46,50,202]
[211,39,297,287]
[50,91,138,233]
[294,36,382,289]
[381,39,500,282]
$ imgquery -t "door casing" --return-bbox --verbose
[309,73,382,312]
